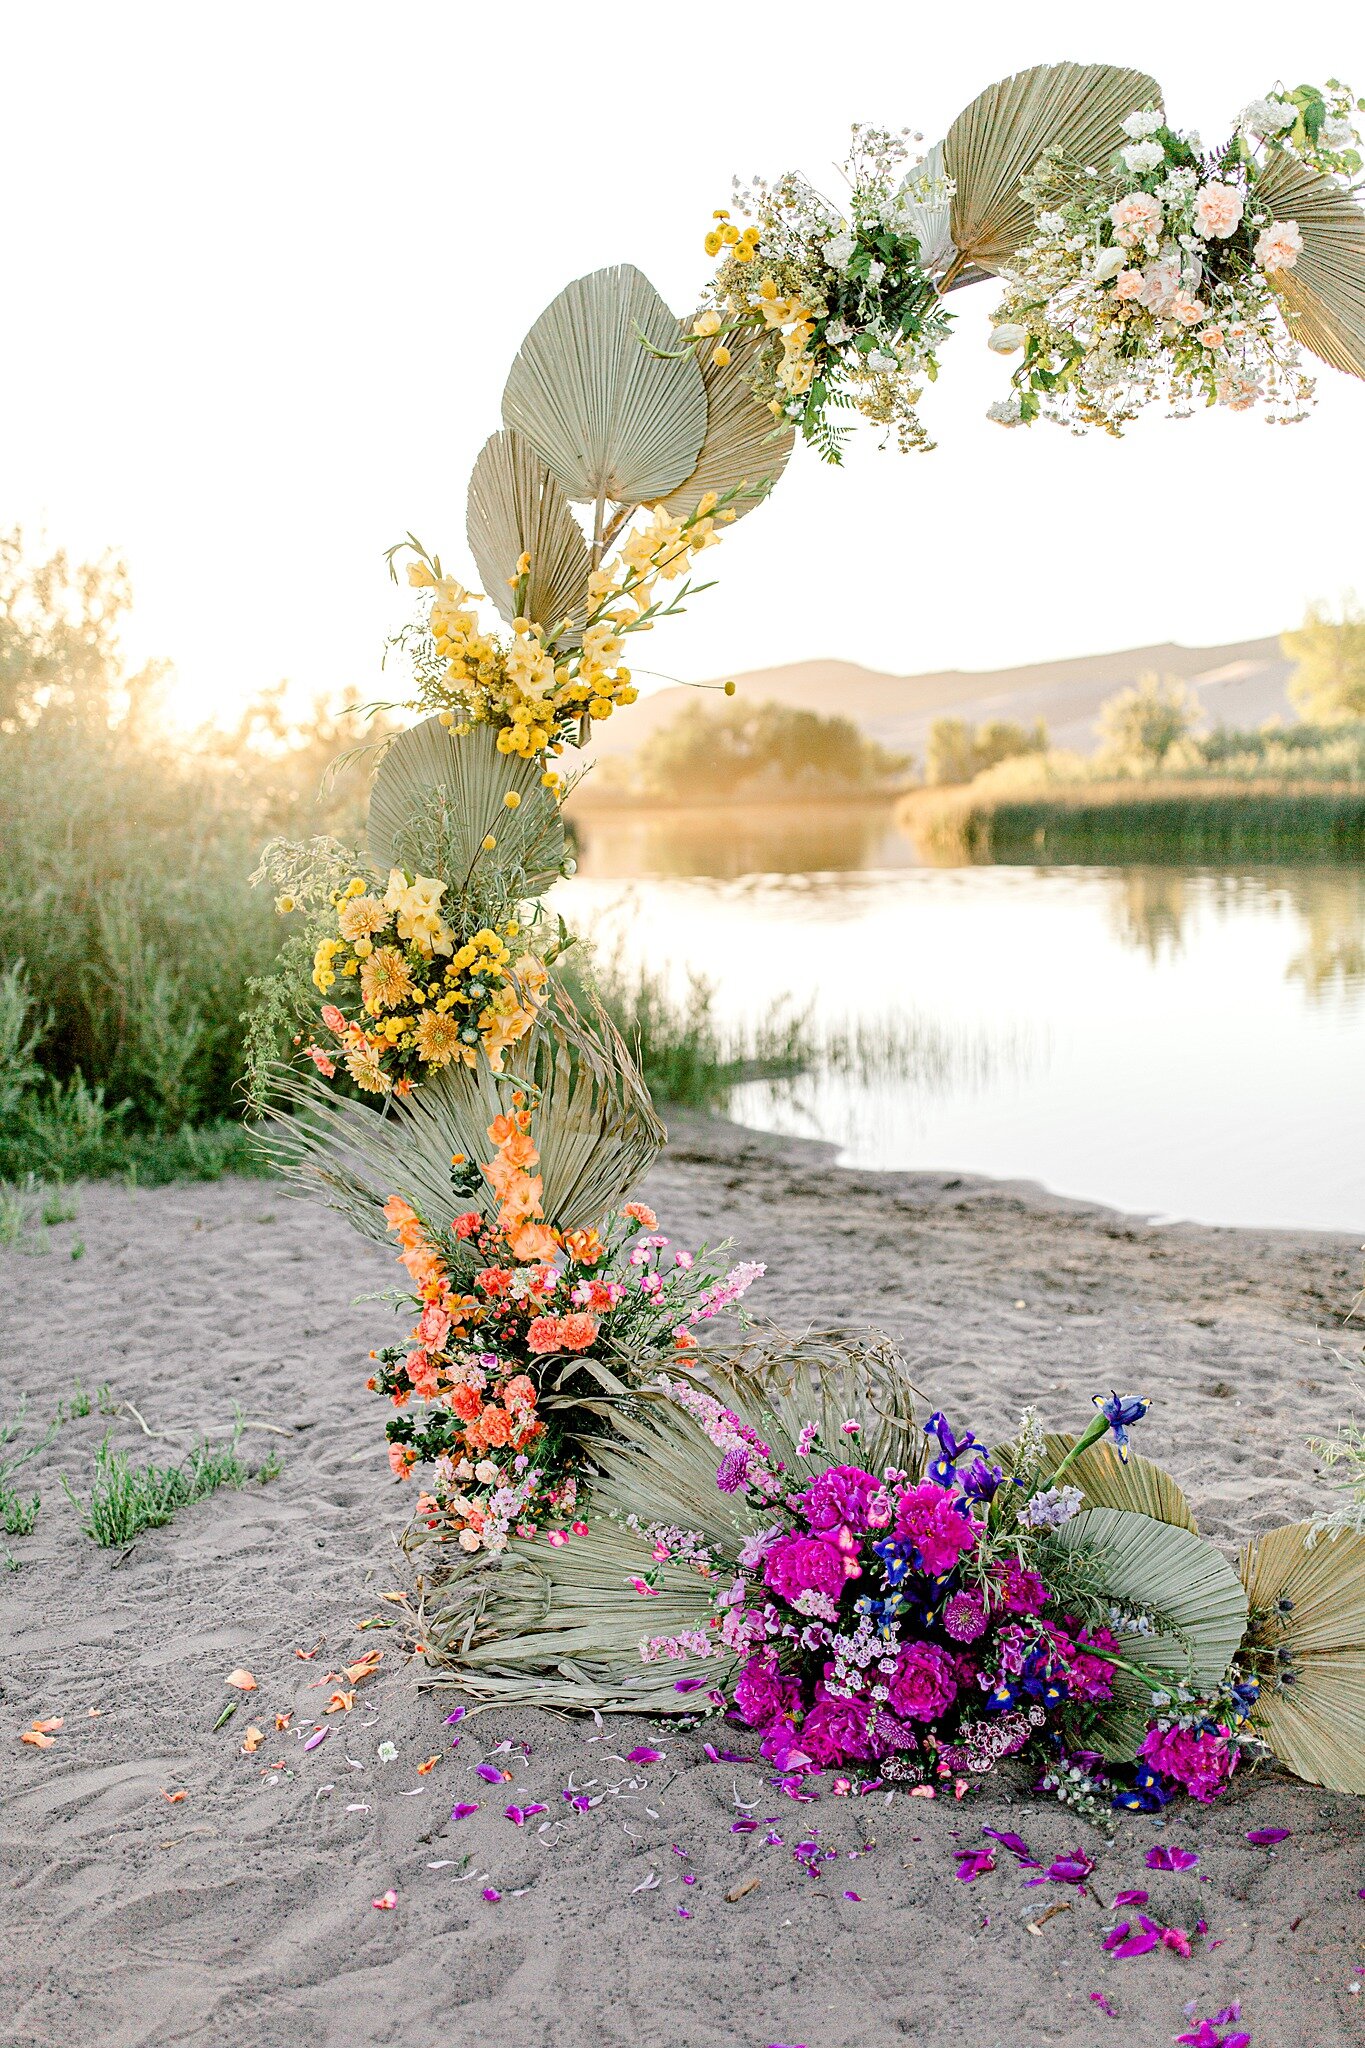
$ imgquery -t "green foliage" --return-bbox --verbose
[564,950,810,1107]
[0,532,374,1144]
[1097,672,1200,771]
[63,1425,278,1547]
[1284,598,1365,722]
[926,715,1047,786]
[628,698,911,802]
[0,1398,58,1538]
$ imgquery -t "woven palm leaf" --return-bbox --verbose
[502,265,707,508]
[466,428,592,634]
[1050,1505,1248,1760]
[418,1330,921,1712]
[1254,151,1365,379]
[1237,1521,1365,1791]
[657,322,794,523]
[367,716,564,898]
[261,986,665,1244]
[944,61,1163,273]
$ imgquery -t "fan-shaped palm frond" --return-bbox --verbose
[465,428,592,635]
[657,323,794,523]
[895,141,957,279]
[1238,1521,1365,1791]
[1050,1506,1247,1760]
[944,61,1163,275]
[367,716,565,899]
[1043,1434,1196,1531]
[261,986,665,1244]
[1255,151,1365,379]
[502,265,708,510]
[417,1330,922,1712]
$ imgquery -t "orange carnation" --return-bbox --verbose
[559,1313,599,1353]
[526,1316,563,1354]
[623,1203,658,1229]
[388,1443,417,1479]
[474,1404,513,1448]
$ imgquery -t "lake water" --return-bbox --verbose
[563,807,1365,1235]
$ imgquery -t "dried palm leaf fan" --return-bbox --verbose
[941,60,1164,282]
[466,428,592,639]
[418,1332,922,1712]
[262,985,665,1249]
[501,264,708,537]
[1049,1506,1248,1760]
[657,320,795,523]
[1024,1432,1198,1532]
[1238,1521,1365,1793]
[367,715,565,900]
[1254,151,1365,379]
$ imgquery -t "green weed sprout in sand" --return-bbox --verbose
[64,1423,283,1548]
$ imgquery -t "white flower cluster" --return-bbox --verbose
[986,107,1319,436]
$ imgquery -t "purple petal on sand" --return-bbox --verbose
[451,1802,480,1820]
[731,1819,759,1834]
[1245,1827,1291,1846]
[626,1747,663,1764]
[1147,1844,1199,1871]
[677,1905,691,1919]
[956,1850,997,1883]
[481,1887,500,1903]
[981,1827,1040,1867]
[303,1727,329,1751]
[476,1764,506,1785]
[572,1794,591,1812]
[505,1805,526,1825]
[523,1803,547,1818]
[1105,1914,1163,1958]
[1114,1889,1149,1908]
[1027,1850,1094,1887]
[843,1890,861,1901]
[443,1707,467,1725]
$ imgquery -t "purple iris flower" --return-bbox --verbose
[959,1455,1002,1502]
[924,1411,977,1486]
[1093,1390,1151,1463]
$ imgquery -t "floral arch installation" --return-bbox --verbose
[250,63,1365,1809]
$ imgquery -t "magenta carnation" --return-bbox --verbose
[1056,1624,1119,1704]
[798,1685,875,1766]
[990,1558,1048,1615]
[893,1482,979,1575]
[887,1639,959,1721]
[1140,1722,1239,1803]
[763,1533,850,1608]
[733,1652,801,1731]
[798,1464,884,1535]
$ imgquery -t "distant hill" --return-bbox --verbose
[583,635,1295,770]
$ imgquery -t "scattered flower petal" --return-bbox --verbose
[1147,1844,1199,1871]
[371,1889,397,1910]
[1245,1827,1291,1846]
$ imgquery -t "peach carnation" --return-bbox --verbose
[526,1316,565,1354]
[1254,218,1303,272]
[623,1203,658,1228]
[1193,180,1244,240]
[559,1313,599,1353]
[1108,191,1163,249]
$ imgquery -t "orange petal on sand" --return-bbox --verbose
[241,1726,266,1754]
[274,1712,293,1731]
[294,1647,319,1661]
[372,1889,398,1910]
[416,1756,439,1775]
[323,1690,355,1715]
[161,1789,187,1804]
[20,1730,55,1748]
[343,1650,383,1684]
[226,1670,258,1692]
[32,1717,64,1733]
[382,1592,407,1604]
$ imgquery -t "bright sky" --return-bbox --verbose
[3,0,1364,728]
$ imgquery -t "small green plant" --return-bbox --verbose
[0,1398,57,1535]
[256,1445,285,1483]
[97,1381,116,1414]
[0,1182,34,1248]
[3,1549,21,1572]
[63,1425,278,1547]
[71,1239,85,1260]
[69,1379,92,1418]
[41,1190,78,1226]
[1,1488,40,1536]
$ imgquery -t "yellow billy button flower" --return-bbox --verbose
[274,894,296,914]
[724,679,737,696]
[712,345,731,366]
[439,710,455,727]
[502,790,521,809]
[482,835,497,851]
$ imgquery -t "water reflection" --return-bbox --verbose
[559,817,1365,1228]
[571,801,917,879]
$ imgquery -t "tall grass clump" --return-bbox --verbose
[0,533,373,1177]
[63,1426,276,1547]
